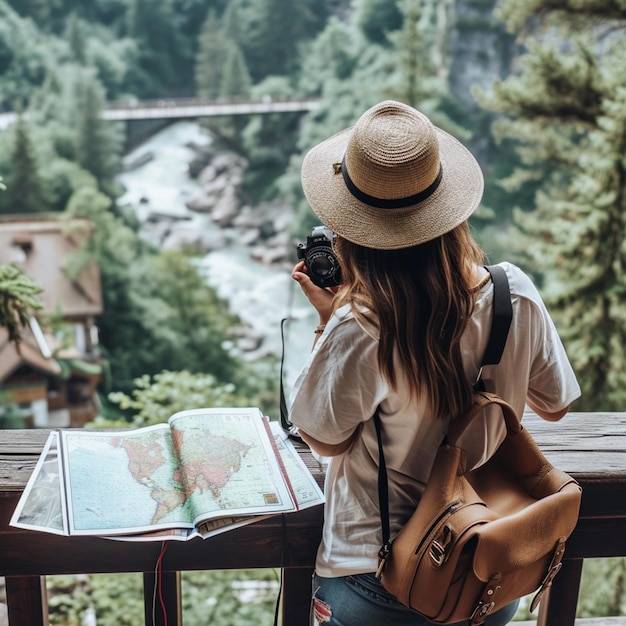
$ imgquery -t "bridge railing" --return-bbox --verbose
[0,96,320,128]
[104,95,320,110]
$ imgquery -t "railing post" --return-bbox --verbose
[537,558,583,626]
[281,567,313,626]
[143,571,182,626]
[5,575,48,626]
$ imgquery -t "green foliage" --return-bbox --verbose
[385,0,440,108]
[102,370,248,427]
[72,70,123,196]
[579,558,626,617]
[0,64,124,215]
[495,0,626,33]
[183,569,280,625]
[194,10,228,99]
[47,574,94,626]
[479,1,626,410]
[0,264,43,347]
[48,569,280,626]
[125,0,192,95]
[42,158,101,213]
[129,250,242,378]
[384,0,466,138]
[66,12,86,63]
[1,115,47,213]
[241,77,304,202]
[297,18,357,92]
[0,1,58,107]
[219,42,252,99]
[239,0,329,82]
[88,573,144,626]
[355,0,403,45]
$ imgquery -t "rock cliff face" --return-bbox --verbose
[449,0,516,112]
[448,0,518,164]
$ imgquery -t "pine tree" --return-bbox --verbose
[219,42,252,99]
[74,73,122,196]
[477,1,626,410]
[221,0,243,44]
[125,0,187,94]
[219,2,253,99]
[194,10,228,99]
[241,0,325,82]
[366,1,466,138]
[66,12,86,64]
[4,115,46,214]
[384,0,455,116]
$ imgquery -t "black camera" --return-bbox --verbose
[296,226,342,288]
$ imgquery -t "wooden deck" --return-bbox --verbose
[0,410,625,625]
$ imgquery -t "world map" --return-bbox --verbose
[113,429,252,524]
[61,411,294,535]
[11,415,324,540]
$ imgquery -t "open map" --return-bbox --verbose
[10,408,323,540]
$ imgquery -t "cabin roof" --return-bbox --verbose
[0,214,103,318]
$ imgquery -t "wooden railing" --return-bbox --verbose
[1,411,626,625]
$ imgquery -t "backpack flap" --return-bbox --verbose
[470,483,582,581]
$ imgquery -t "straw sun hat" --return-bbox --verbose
[301,100,484,250]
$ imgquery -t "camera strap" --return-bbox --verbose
[279,317,303,443]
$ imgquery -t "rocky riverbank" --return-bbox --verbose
[128,143,296,270]
[118,122,315,375]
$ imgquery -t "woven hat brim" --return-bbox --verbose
[301,125,484,250]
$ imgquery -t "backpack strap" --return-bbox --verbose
[375,265,513,573]
[479,265,512,371]
[473,265,512,395]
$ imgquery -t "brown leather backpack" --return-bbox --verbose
[374,266,582,625]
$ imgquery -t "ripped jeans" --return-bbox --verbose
[311,573,519,626]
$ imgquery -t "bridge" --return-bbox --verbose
[0,96,321,130]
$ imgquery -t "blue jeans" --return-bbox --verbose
[311,573,520,626]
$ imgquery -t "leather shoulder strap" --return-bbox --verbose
[481,265,513,367]
[447,391,522,445]
[449,265,518,443]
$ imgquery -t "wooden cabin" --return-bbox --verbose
[0,215,103,428]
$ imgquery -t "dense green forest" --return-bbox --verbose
[2,0,626,414]
[1,0,626,622]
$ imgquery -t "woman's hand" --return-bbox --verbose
[292,260,337,324]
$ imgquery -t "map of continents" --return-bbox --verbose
[171,428,251,503]
[111,432,186,524]
[114,429,252,524]
[63,410,290,534]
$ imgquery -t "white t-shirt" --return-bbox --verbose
[289,262,581,578]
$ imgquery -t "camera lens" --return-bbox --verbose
[307,248,340,287]
[310,254,333,277]
[295,227,342,288]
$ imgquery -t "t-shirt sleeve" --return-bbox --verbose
[288,317,388,445]
[515,270,581,414]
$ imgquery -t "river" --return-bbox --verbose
[117,121,317,395]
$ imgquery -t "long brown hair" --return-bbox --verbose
[333,222,485,420]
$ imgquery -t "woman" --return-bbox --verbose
[289,101,581,626]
